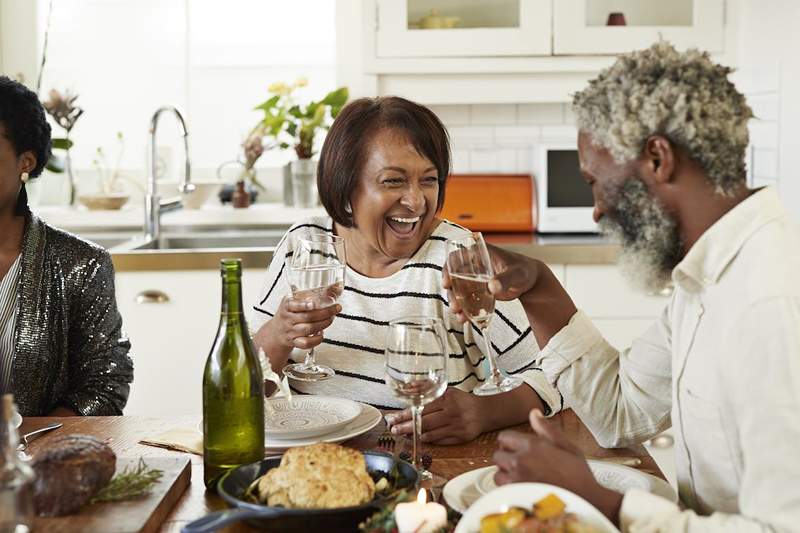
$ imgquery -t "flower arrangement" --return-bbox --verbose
[42,88,83,204]
[91,132,131,195]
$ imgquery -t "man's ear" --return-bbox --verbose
[642,135,676,185]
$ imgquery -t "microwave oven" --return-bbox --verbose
[536,144,597,233]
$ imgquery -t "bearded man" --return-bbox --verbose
[445,41,800,531]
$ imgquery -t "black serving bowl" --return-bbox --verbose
[181,451,418,533]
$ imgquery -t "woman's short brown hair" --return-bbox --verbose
[317,96,451,228]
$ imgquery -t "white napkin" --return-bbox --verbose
[259,348,293,416]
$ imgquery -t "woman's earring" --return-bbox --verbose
[20,172,29,183]
[344,202,352,214]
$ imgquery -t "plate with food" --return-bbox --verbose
[181,443,418,533]
[475,461,677,503]
[264,396,362,440]
[454,483,619,533]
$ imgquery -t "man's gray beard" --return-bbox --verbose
[597,178,682,293]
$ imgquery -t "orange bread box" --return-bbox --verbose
[440,174,536,232]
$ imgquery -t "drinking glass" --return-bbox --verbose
[446,232,523,395]
[385,316,448,484]
[284,234,346,381]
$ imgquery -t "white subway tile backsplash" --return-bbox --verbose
[517,103,565,125]
[496,149,519,173]
[516,147,535,173]
[429,105,471,126]
[540,125,579,142]
[448,126,494,146]
[748,94,780,122]
[451,149,471,174]
[470,104,517,125]
[753,148,779,179]
[470,149,501,173]
[494,126,540,145]
[748,121,779,149]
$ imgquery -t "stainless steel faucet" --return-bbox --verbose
[144,105,194,241]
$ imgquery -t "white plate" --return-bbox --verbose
[442,464,493,514]
[13,412,21,428]
[265,402,382,450]
[454,482,620,533]
[476,461,678,503]
[264,396,362,440]
[197,402,382,451]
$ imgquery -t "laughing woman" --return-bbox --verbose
[252,96,560,444]
[0,76,133,415]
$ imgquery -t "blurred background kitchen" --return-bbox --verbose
[2,0,799,486]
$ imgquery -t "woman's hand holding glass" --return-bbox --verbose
[385,387,487,445]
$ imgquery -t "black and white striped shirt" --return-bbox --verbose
[251,217,561,412]
[0,254,21,394]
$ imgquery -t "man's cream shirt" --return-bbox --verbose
[539,187,800,531]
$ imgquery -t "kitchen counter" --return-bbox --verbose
[34,206,620,270]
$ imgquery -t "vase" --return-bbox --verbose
[290,158,318,208]
[64,148,77,206]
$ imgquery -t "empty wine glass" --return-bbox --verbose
[284,233,346,382]
[385,316,448,485]
[446,232,523,395]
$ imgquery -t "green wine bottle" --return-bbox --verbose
[203,258,265,489]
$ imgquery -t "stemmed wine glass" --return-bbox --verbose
[284,233,346,382]
[446,232,523,395]
[385,316,448,485]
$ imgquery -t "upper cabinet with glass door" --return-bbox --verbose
[553,0,724,55]
[376,0,552,58]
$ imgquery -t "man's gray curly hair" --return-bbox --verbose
[572,41,753,195]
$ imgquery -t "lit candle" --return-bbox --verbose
[394,488,448,533]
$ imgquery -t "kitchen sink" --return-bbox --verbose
[81,232,141,250]
[111,229,285,252]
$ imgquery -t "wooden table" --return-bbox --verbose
[21,411,664,532]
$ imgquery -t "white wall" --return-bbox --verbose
[0,0,46,88]
[733,0,800,221]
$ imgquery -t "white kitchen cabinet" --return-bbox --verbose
[563,264,670,351]
[116,268,265,417]
[553,0,725,55]
[376,0,552,58]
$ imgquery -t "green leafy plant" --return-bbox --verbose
[252,78,348,160]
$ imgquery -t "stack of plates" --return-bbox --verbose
[443,461,678,515]
[263,395,381,450]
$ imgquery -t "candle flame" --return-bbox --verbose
[417,488,427,504]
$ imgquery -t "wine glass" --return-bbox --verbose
[446,232,523,395]
[385,316,448,485]
[284,233,346,382]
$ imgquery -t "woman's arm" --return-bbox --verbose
[64,251,134,415]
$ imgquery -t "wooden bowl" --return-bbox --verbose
[78,193,130,210]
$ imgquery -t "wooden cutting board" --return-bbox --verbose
[33,456,191,533]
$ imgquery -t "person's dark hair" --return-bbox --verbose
[0,76,52,215]
[317,96,451,228]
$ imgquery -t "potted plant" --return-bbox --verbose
[77,132,139,210]
[42,88,83,206]
[251,78,348,207]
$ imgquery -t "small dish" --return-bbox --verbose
[454,482,619,533]
[265,396,362,440]
[476,461,678,503]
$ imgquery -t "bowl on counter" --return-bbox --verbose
[77,193,130,211]
[181,181,221,209]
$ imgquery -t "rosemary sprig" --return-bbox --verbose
[91,458,164,503]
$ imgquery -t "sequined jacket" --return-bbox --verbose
[11,214,134,416]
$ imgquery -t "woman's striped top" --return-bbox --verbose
[0,254,22,394]
[250,217,562,412]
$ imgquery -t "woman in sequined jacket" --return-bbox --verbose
[0,76,133,416]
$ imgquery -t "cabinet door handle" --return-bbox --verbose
[135,290,170,304]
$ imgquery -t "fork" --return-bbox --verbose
[18,422,63,452]
[376,430,395,451]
